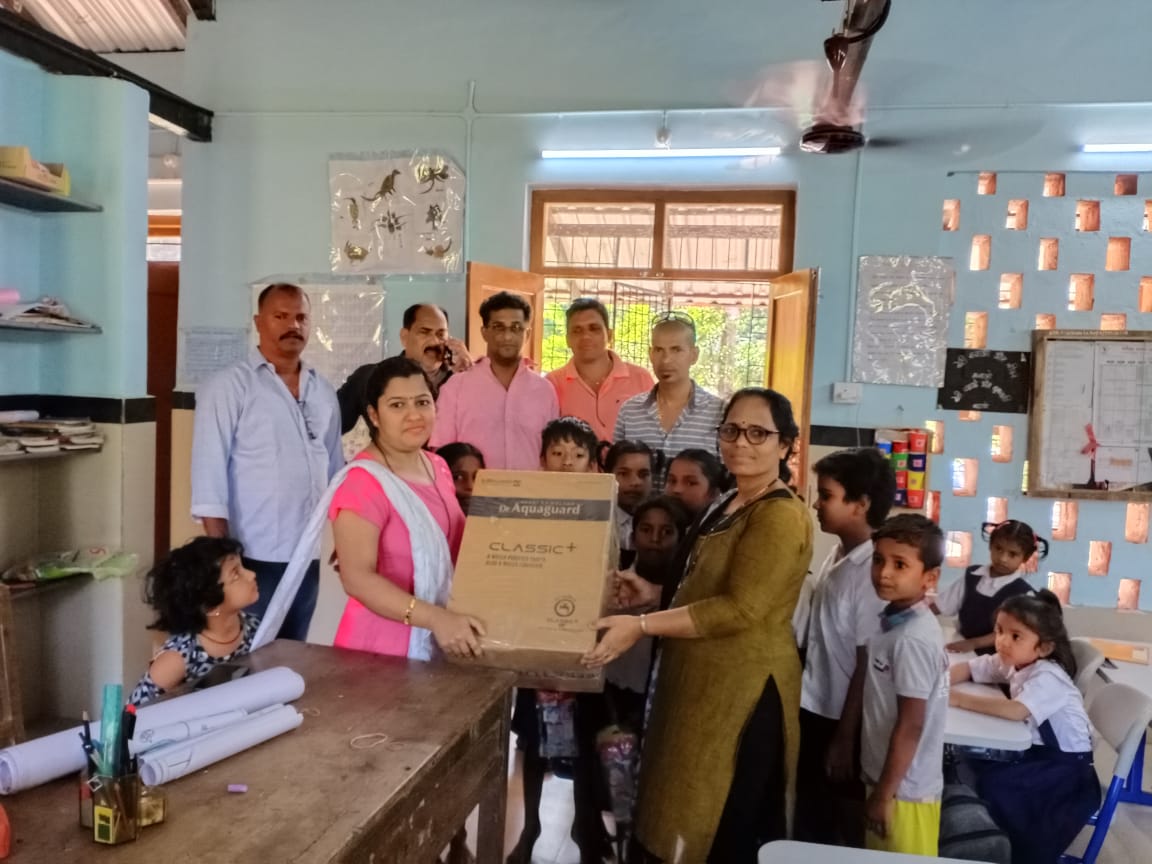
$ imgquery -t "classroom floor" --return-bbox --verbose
[459,736,1152,864]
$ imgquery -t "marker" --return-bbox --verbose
[120,705,137,775]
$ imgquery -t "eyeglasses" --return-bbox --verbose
[717,423,779,445]
[485,322,526,335]
[297,399,317,441]
[653,310,697,333]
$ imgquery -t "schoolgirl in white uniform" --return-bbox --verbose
[949,589,1099,864]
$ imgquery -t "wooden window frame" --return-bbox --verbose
[529,188,797,281]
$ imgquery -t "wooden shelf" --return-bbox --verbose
[0,319,101,334]
[0,177,102,214]
[4,572,91,601]
[0,447,102,465]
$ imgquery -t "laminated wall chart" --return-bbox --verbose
[1031,333,1152,497]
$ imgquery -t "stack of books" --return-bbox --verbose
[0,418,104,456]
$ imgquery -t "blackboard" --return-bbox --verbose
[936,349,1030,413]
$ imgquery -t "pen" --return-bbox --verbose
[121,705,138,774]
[78,731,99,776]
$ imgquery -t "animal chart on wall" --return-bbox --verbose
[249,278,387,394]
[1029,330,1152,500]
[329,151,464,275]
[850,255,954,388]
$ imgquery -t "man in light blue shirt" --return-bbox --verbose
[191,283,342,640]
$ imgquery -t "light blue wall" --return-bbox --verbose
[0,55,150,398]
[0,52,46,392]
[171,0,1152,608]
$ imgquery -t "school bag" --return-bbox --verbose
[938,782,1012,863]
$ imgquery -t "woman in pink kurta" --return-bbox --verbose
[328,356,486,662]
[329,449,465,656]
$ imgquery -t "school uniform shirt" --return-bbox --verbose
[934,564,1025,616]
[429,357,559,470]
[191,348,343,562]
[967,655,1093,751]
[801,540,886,719]
[862,602,949,802]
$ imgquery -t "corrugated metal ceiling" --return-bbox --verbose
[20,0,188,52]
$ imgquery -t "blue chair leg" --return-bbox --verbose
[1078,776,1124,864]
[1118,729,1152,805]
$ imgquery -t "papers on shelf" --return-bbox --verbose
[0,417,104,457]
[0,297,98,330]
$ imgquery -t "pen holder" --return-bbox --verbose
[83,774,140,844]
[79,770,166,833]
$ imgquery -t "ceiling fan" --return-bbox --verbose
[799,0,892,154]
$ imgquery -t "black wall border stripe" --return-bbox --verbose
[810,425,876,448]
[0,395,156,424]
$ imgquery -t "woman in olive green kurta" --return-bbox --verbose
[586,387,813,863]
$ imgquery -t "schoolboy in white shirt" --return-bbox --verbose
[862,514,949,856]
[794,448,896,846]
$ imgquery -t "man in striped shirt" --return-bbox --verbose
[613,312,725,488]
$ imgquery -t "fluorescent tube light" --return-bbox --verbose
[1081,143,1152,154]
[540,147,782,160]
[149,113,190,138]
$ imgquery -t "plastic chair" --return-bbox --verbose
[1070,638,1106,695]
[1060,682,1152,864]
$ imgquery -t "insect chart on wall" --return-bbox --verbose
[329,151,464,275]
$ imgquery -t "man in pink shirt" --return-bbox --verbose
[431,291,558,469]
[545,298,654,443]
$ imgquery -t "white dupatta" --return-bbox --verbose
[251,458,453,660]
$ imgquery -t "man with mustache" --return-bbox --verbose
[191,283,343,640]
[336,303,471,433]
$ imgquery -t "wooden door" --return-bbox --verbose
[466,262,545,366]
[147,259,180,560]
[764,269,818,491]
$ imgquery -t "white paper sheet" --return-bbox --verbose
[1037,341,1096,490]
[138,704,302,786]
[0,667,304,794]
[178,326,250,389]
[129,709,249,757]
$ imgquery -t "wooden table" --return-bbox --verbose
[2,640,516,863]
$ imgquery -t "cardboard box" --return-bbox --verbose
[0,146,71,196]
[448,470,618,692]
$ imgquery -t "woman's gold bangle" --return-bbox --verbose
[403,597,417,627]
[639,613,648,635]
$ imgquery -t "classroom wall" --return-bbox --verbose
[158,1,1152,611]
[0,57,156,717]
[0,52,45,392]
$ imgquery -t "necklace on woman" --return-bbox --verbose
[201,616,242,645]
[728,478,783,511]
[376,442,453,522]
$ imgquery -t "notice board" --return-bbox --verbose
[1028,330,1152,500]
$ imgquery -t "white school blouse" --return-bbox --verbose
[968,655,1093,751]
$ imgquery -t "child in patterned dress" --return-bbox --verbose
[130,536,260,705]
